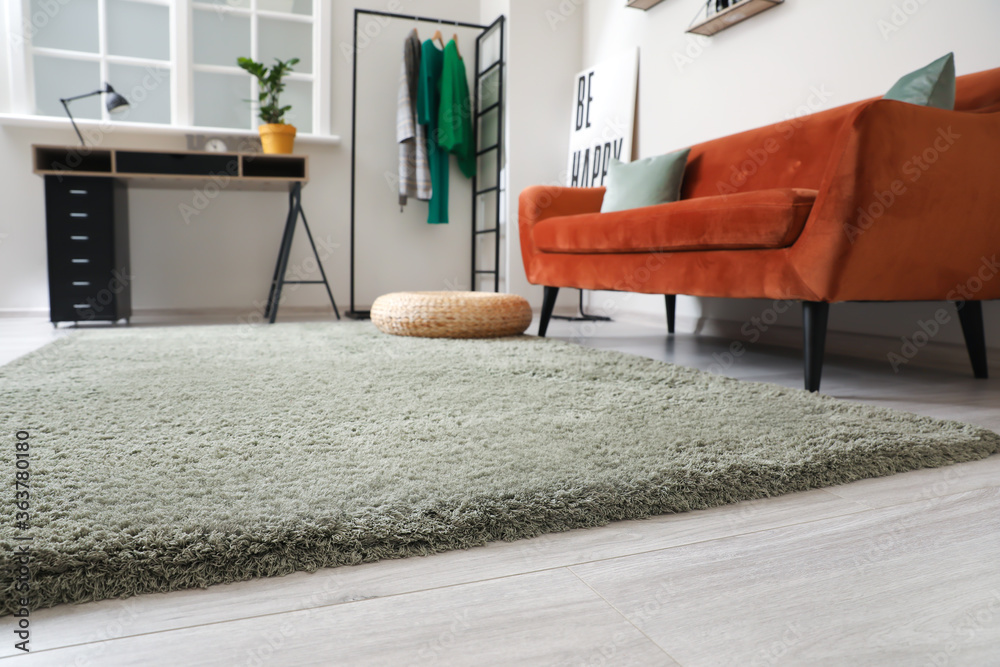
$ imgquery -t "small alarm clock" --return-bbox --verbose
[205,138,228,152]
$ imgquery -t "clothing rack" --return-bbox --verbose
[346,10,505,318]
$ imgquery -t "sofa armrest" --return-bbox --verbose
[518,186,605,284]
[519,186,606,227]
[791,99,1000,302]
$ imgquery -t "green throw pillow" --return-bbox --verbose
[600,148,691,213]
[883,52,956,110]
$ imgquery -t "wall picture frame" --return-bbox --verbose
[565,48,639,188]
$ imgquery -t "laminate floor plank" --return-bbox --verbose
[8,569,676,667]
[826,453,1000,509]
[571,488,1000,666]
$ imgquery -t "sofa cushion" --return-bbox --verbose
[533,188,818,254]
[883,52,956,110]
[600,148,691,213]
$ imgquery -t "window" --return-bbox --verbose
[27,0,173,124]
[191,0,314,132]
[8,0,330,134]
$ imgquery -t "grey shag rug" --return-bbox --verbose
[1,322,997,614]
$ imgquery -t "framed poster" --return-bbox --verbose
[566,49,638,188]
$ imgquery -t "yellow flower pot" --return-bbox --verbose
[258,123,296,154]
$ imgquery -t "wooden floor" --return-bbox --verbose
[2,312,998,666]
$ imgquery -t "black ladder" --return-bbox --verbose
[471,16,505,293]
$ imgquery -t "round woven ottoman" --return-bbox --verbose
[371,291,533,339]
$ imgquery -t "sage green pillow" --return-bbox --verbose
[600,148,691,213]
[883,53,955,110]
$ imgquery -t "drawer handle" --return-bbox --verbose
[70,235,89,241]
[73,303,90,309]
[72,281,91,286]
[70,212,88,218]
[69,189,88,195]
[71,258,90,264]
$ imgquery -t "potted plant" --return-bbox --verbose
[237,56,300,154]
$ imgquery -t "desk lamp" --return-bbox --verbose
[60,83,130,146]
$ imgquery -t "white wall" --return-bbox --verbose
[0,0,483,318]
[484,0,584,313]
[578,0,1000,347]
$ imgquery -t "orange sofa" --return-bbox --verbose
[520,67,1000,391]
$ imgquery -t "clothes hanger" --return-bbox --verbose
[432,29,445,49]
[452,34,461,58]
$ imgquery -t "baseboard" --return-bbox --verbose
[0,308,48,317]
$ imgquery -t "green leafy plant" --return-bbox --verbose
[237,56,300,125]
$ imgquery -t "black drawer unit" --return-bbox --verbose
[44,175,131,325]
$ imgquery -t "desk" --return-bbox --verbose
[32,145,338,325]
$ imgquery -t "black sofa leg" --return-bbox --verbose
[956,301,989,379]
[538,287,559,337]
[664,295,676,334]
[803,301,830,392]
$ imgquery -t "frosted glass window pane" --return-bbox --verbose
[107,0,169,60]
[34,56,101,118]
[29,0,98,53]
[193,9,249,67]
[194,71,251,129]
[259,18,312,74]
[108,64,171,124]
[274,80,311,133]
[258,0,312,16]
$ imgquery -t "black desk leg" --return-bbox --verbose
[299,205,340,320]
[265,183,301,322]
[265,182,341,324]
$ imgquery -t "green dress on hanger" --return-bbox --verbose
[417,39,448,224]
[439,39,476,179]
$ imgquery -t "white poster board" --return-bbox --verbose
[566,49,638,188]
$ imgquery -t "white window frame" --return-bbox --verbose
[4,0,332,136]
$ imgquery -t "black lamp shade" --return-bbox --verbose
[104,84,129,113]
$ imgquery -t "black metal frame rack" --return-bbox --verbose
[346,10,506,318]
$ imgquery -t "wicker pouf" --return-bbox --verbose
[371,291,533,339]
